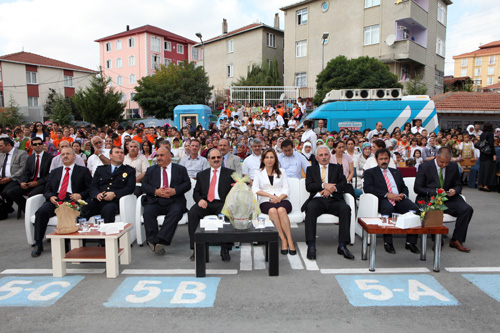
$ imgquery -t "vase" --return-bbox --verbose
[423,210,443,227]
[55,204,81,234]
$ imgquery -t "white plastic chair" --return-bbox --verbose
[257,177,304,224]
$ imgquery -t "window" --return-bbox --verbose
[364,25,380,45]
[474,68,481,76]
[107,77,113,87]
[267,33,276,48]
[177,44,184,54]
[297,8,308,25]
[64,76,73,87]
[487,77,494,85]
[129,74,136,84]
[488,66,495,75]
[116,58,122,68]
[489,56,496,65]
[192,48,199,61]
[0,68,2,82]
[475,57,482,66]
[437,1,446,25]
[296,40,307,57]
[28,97,38,107]
[365,0,380,8]
[116,40,122,50]
[129,55,135,66]
[436,37,445,57]
[177,60,183,65]
[401,64,410,80]
[130,92,136,101]
[105,42,111,52]
[435,69,444,88]
[117,76,123,86]
[151,36,160,52]
[474,79,481,86]
[461,58,467,67]
[0,91,3,107]
[164,58,172,66]
[164,41,171,51]
[26,71,37,84]
[227,39,234,53]
[227,64,233,78]
[295,72,307,87]
[106,59,112,69]
[460,69,467,77]
[152,54,160,69]
[128,37,135,48]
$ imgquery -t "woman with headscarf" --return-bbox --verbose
[316,138,325,148]
[355,142,373,190]
[301,141,318,166]
[326,135,335,151]
[275,137,285,154]
[236,143,248,162]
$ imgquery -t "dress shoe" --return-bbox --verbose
[405,242,421,254]
[306,246,316,260]
[154,244,165,255]
[289,249,297,256]
[337,245,355,260]
[384,243,396,254]
[31,245,43,257]
[220,248,231,262]
[189,251,195,261]
[281,249,289,255]
[147,241,155,252]
[449,240,470,252]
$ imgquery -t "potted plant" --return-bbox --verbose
[417,189,448,227]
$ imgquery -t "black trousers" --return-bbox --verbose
[82,199,119,223]
[0,181,20,207]
[5,183,45,212]
[188,200,225,250]
[143,200,184,245]
[442,195,473,243]
[379,197,418,244]
[305,197,351,245]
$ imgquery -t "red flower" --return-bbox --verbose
[58,201,63,205]
[437,189,444,194]
[428,202,432,206]
[418,200,425,205]
[430,196,434,200]
[71,202,76,206]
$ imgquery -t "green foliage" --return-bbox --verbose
[234,56,282,86]
[51,94,74,126]
[313,55,403,105]
[405,75,428,95]
[72,72,125,127]
[133,60,212,119]
[44,88,57,115]
[0,96,24,127]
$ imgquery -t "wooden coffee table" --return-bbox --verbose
[46,223,132,278]
[358,218,448,272]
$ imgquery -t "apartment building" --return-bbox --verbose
[453,40,500,90]
[194,16,284,90]
[95,25,197,118]
[280,0,451,97]
[0,51,96,122]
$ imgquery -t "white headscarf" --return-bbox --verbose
[302,142,313,159]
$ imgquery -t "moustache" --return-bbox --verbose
[381,163,388,167]
[321,158,329,162]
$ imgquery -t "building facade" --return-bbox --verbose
[280,0,451,98]
[95,25,197,118]
[194,16,284,90]
[453,40,500,90]
[0,51,96,122]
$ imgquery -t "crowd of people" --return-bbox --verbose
[0,104,498,260]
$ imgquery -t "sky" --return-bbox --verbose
[1,0,499,76]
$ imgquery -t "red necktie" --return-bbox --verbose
[33,155,40,181]
[208,169,217,202]
[383,169,396,206]
[162,167,169,188]
[58,167,71,201]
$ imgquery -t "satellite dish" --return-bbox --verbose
[385,34,396,47]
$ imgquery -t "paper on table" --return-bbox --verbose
[363,218,382,225]
[265,220,274,227]
[99,222,125,234]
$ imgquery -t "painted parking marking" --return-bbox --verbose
[463,274,500,303]
[104,277,220,308]
[0,276,84,307]
[336,275,459,307]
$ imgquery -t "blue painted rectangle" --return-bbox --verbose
[336,274,458,307]
[0,276,85,307]
[463,274,500,303]
[104,277,220,308]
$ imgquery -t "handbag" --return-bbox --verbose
[474,140,492,155]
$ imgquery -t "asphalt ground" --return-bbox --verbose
[1,187,500,332]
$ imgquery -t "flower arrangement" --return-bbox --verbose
[56,200,88,212]
[417,189,448,221]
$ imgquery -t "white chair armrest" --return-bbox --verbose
[25,194,46,245]
[343,193,356,245]
[119,194,137,244]
[135,194,146,245]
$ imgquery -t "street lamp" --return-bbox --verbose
[322,32,329,71]
[195,32,205,70]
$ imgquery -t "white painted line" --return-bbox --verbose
[1,268,105,275]
[253,246,266,270]
[240,244,253,271]
[297,242,319,271]
[320,267,430,274]
[445,267,500,273]
[287,252,304,270]
[121,269,238,275]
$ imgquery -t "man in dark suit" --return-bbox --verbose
[142,147,191,255]
[302,146,354,260]
[0,137,28,218]
[31,147,92,257]
[188,148,234,262]
[5,137,53,213]
[415,147,474,252]
[364,148,420,254]
[83,146,136,223]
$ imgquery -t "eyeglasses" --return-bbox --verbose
[210,156,222,160]
[36,125,42,127]
[32,143,43,146]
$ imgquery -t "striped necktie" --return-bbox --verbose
[383,169,396,206]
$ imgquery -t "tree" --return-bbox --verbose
[234,56,282,86]
[313,55,403,105]
[73,71,125,126]
[0,96,24,127]
[44,88,57,115]
[51,94,74,126]
[405,75,428,95]
[133,60,212,119]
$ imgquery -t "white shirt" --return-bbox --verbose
[58,163,75,195]
[87,149,110,175]
[288,119,297,128]
[278,151,310,179]
[160,163,172,188]
[209,167,221,200]
[380,167,399,195]
[242,154,262,180]
[411,126,423,134]
[34,151,44,179]
[434,159,446,183]
[268,120,277,130]
[301,129,317,153]
[276,115,285,127]
[367,129,381,142]
[1,148,14,178]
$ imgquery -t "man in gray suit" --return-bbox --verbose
[218,139,242,174]
[0,137,28,218]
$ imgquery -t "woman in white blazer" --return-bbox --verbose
[252,149,296,255]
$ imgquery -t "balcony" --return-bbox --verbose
[393,0,428,28]
[393,39,427,65]
[395,18,427,48]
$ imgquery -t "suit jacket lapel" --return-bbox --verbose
[431,163,440,186]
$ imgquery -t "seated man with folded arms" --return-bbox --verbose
[141,147,191,255]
